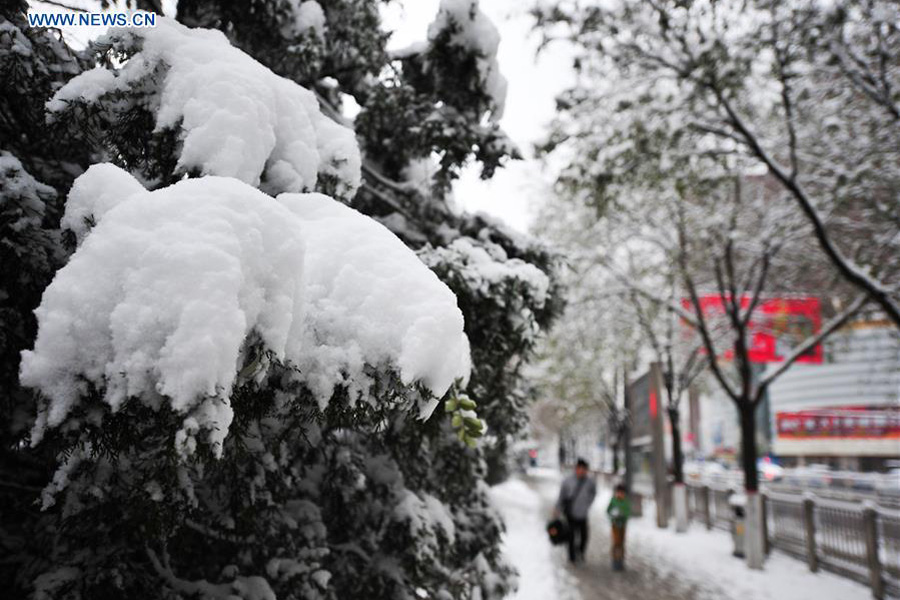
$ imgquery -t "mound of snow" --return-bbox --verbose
[21,166,469,455]
[47,17,360,200]
[61,163,148,244]
[279,192,472,410]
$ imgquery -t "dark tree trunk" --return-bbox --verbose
[739,401,760,493]
[623,420,633,493]
[485,446,510,486]
[612,435,620,474]
[668,408,685,484]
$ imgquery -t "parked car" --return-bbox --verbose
[783,464,833,488]
[757,459,784,482]
[875,469,900,497]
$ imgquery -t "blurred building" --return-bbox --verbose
[767,321,900,471]
[697,388,741,464]
[694,321,900,472]
[559,321,899,475]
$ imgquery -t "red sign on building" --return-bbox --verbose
[685,296,822,364]
[776,406,900,440]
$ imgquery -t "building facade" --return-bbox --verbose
[767,322,900,471]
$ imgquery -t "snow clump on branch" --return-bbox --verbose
[47,17,360,200]
[21,165,470,456]
[282,0,327,39]
[427,0,508,120]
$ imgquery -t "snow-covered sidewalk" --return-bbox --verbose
[491,469,874,600]
[488,477,580,600]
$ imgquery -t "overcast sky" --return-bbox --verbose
[384,0,575,233]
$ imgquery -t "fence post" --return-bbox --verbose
[864,507,884,600]
[687,486,693,524]
[803,498,818,572]
[761,492,770,556]
[702,485,712,530]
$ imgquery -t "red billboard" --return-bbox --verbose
[776,406,900,440]
[685,296,822,364]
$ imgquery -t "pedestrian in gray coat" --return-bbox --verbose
[555,458,597,563]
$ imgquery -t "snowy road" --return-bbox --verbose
[490,469,873,600]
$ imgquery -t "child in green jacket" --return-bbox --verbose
[607,484,631,571]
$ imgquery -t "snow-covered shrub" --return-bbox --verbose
[426,0,508,121]
[356,0,517,190]
[0,152,62,440]
[23,165,469,452]
[47,19,360,201]
[421,220,564,482]
[0,2,561,598]
[16,146,477,598]
[0,3,92,448]
[0,3,89,191]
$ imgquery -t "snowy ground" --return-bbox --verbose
[489,477,580,600]
[490,469,874,600]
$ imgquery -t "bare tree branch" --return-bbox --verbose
[711,86,900,327]
[754,293,869,402]
[34,0,89,12]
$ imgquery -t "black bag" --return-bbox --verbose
[546,518,570,546]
